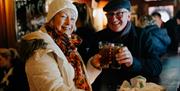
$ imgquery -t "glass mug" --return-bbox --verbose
[98,42,123,69]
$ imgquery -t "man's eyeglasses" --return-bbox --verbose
[106,11,128,18]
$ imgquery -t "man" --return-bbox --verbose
[165,10,180,53]
[151,12,165,28]
[87,0,170,91]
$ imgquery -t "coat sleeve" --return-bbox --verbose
[86,57,102,84]
[25,53,82,91]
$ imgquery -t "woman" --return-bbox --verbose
[0,48,29,91]
[19,0,102,91]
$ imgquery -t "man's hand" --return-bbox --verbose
[115,46,133,67]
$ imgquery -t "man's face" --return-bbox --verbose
[106,8,131,32]
[152,16,162,28]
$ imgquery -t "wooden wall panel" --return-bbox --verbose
[0,0,8,47]
[0,0,16,48]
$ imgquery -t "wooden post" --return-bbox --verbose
[0,0,17,48]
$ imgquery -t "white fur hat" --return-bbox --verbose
[46,0,78,23]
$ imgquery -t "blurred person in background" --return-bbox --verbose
[151,12,165,28]
[165,10,180,53]
[85,0,171,91]
[137,15,171,56]
[18,0,102,91]
[0,48,29,91]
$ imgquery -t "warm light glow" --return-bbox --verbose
[159,11,170,22]
[93,8,107,31]
[92,1,108,31]
[149,5,174,22]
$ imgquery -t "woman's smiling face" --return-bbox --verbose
[52,8,77,36]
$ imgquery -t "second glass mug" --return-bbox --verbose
[98,42,123,69]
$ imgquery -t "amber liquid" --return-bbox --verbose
[98,43,123,69]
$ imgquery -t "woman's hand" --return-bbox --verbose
[91,54,102,70]
[115,46,133,67]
